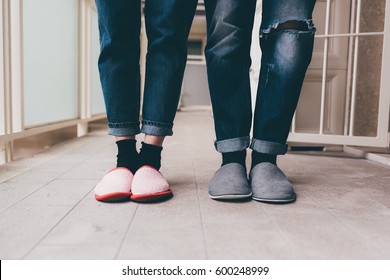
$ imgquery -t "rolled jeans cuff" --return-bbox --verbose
[141,120,173,136]
[108,122,140,136]
[214,136,250,153]
[250,139,288,155]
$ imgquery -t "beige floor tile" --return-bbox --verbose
[0,112,389,260]
[26,244,117,260]
[259,194,384,259]
[0,204,72,259]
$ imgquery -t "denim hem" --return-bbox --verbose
[108,127,140,136]
[250,139,288,155]
[108,121,140,128]
[214,136,250,153]
[141,124,173,136]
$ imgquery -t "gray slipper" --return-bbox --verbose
[208,163,252,200]
[249,162,296,203]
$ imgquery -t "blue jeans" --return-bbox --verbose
[207,0,316,155]
[95,0,197,136]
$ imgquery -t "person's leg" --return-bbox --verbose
[139,0,198,170]
[96,0,141,138]
[250,0,317,203]
[131,0,198,202]
[205,0,256,160]
[141,0,198,139]
[204,0,257,200]
[94,0,141,201]
[140,135,164,171]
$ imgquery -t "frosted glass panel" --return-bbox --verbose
[91,11,105,115]
[23,0,78,127]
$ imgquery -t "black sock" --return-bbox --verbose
[251,150,277,170]
[116,139,139,174]
[222,150,246,167]
[139,142,163,170]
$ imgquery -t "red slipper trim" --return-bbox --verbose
[95,192,132,202]
[131,190,172,202]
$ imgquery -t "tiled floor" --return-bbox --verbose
[1,112,390,259]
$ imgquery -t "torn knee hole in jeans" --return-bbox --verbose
[260,20,316,38]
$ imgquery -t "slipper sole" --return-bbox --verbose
[131,190,173,202]
[252,192,296,203]
[95,192,132,202]
[209,192,252,200]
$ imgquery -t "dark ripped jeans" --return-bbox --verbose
[207,0,317,156]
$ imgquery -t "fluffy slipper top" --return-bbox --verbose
[131,166,170,195]
[94,167,133,197]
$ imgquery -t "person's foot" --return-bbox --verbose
[208,163,252,200]
[249,162,296,203]
[131,165,173,202]
[139,142,162,170]
[116,139,139,174]
[94,167,133,202]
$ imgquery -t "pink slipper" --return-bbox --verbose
[131,165,172,202]
[94,167,133,202]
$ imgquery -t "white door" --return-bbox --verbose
[288,0,390,148]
